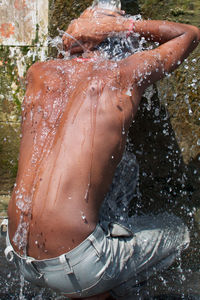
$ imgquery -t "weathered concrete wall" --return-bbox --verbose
[0,0,48,46]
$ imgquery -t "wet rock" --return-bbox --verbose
[194,208,200,230]
[0,195,10,217]
[137,0,200,164]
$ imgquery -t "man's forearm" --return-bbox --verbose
[110,17,200,45]
[128,20,199,44]
[63,7,200,53]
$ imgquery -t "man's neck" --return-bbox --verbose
[73,50,101,60]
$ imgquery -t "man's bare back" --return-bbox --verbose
[6,6,200,299]
[8,55,142,259]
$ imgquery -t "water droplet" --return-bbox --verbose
[126,88,132,97]
[154,108,160,117]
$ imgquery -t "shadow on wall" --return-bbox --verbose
[128,86,200,278]
[128,86,200,222]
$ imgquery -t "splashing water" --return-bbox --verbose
[48,30,88,59]
[61,31,88,53]
[100,151,139,224]
[96,24,146,61]
[92,0,121,10]
[48,15,145,62]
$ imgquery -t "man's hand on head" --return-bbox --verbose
[62,7,127,54]
[80,6,125,18]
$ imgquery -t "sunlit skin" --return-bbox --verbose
[8,7,200,300]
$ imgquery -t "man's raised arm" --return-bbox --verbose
[119,20,200,90]
[63,7,199,90]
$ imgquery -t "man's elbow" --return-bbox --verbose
[187,25,200,45]
[191,25,200,40]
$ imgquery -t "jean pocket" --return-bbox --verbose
[103,236,136,280]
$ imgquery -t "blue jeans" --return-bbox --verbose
[4,213,189,299]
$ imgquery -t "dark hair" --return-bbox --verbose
[96,34,143,61]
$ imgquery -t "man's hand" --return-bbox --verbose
[62,7,128,54]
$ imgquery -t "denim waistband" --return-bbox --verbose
[5,223,106,271]
[5,220,134,276]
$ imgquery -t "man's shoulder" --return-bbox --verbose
[26,59,72,87]
[27,59,62,75]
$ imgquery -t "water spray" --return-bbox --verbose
[92,0,121,11]
[62,31,88,53]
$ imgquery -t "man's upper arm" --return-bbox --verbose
[119,49,163,91]
[119,46,180,91]
[25,62,45,96]
[119,28,198,91]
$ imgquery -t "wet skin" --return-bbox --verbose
[7,6,200,299]
[8,56,142,258]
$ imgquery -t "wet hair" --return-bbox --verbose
[96,35,143,61]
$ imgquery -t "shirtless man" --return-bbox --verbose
[4,5,200,300]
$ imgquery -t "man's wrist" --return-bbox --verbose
[116,18,135,37]
[126,19,135,37]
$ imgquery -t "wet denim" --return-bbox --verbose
[3,214,190,299]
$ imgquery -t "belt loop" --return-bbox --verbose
[1,219,8,237]
[5,245,14,262]
[26,258,44,279]
[88,236,102,258]
[59,254,74,275]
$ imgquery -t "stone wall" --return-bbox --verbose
[132,0,200,219]
[138,0,200,163]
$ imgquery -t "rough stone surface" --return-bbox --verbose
[0,46,46,195]
[134,0,200,232]
[137,0,200,163]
